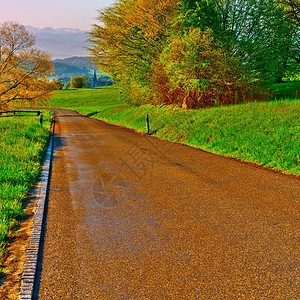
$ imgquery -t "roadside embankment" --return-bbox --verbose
[48,87,299,176]
[0,113,51,266]
[90,100,300,177]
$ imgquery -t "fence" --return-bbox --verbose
[0,110,41,116]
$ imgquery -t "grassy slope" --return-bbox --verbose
[0,114,51,258]
[48,85,300,176]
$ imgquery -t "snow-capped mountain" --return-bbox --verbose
[26,26,89,59]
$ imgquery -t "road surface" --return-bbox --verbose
[37,109,299,299]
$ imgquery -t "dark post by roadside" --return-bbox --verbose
[146,114,150,134]
[39,113,43,126]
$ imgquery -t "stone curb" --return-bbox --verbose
[19,116,55,300]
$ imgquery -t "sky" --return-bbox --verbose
[0,0,115,30]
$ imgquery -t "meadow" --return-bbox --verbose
[0,113,51,259]
[47,86,125,112]
[49,83,300,176]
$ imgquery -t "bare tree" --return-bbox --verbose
[0,22,54,110]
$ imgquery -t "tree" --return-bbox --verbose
[161,28,265,108]
[70,75,88,88]
[89,0,297,108]
[50,80,64,90]
[278,0,300,63]
[0,22,54,110]
[179,0,299,83]
[88,0,179,105]
[278,0,300,25]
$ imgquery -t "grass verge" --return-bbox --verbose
[0,113,51,261]
[48,86,300,176]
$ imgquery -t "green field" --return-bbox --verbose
[48,84,300,176]
[0,113,51,261]
[47,87,125,113]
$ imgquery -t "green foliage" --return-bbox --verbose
[161,28,264,108]
[88,0,179,105]
[70,75,88,88]
[89,0,299,107]
[278,0,300,26]
[0,114,51,258]
[51,80,64,90]
[270,81,300,99]
[179,0,300,83]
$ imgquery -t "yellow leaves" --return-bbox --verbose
[0,22,54,109]
[159,27,263,108]
[88,0,180,105]
[132,0,178,38]
[0,21,35,51]
[90,0,179,63]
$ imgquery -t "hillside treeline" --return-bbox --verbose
[89,0,299,108]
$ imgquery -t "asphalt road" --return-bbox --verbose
[37,109,300,299]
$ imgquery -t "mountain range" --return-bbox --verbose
[26,26,89,59]
[24,27,108,80]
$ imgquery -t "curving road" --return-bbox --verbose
[37,109,300,299]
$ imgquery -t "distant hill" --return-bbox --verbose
[52,56,100,78]
[26,26,89,59]
[53,62,90,78]
[54,57,93,72]
[51,56,112,87]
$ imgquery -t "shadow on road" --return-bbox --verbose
[86,111,99,118]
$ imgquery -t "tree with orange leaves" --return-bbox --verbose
[88,0,179,105]
[0,22,54,110]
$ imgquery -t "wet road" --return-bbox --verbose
[37,109,300,299]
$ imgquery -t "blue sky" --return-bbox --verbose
[1,0,114,30]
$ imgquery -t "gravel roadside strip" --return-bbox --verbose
[19,116,55,300]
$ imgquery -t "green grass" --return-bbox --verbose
[47,86,125,113]
[0,113,51,258]
[48,85,300,176]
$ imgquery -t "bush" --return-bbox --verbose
[70,75,88,88]
[159,28,268,108]
[51,80,64,90]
